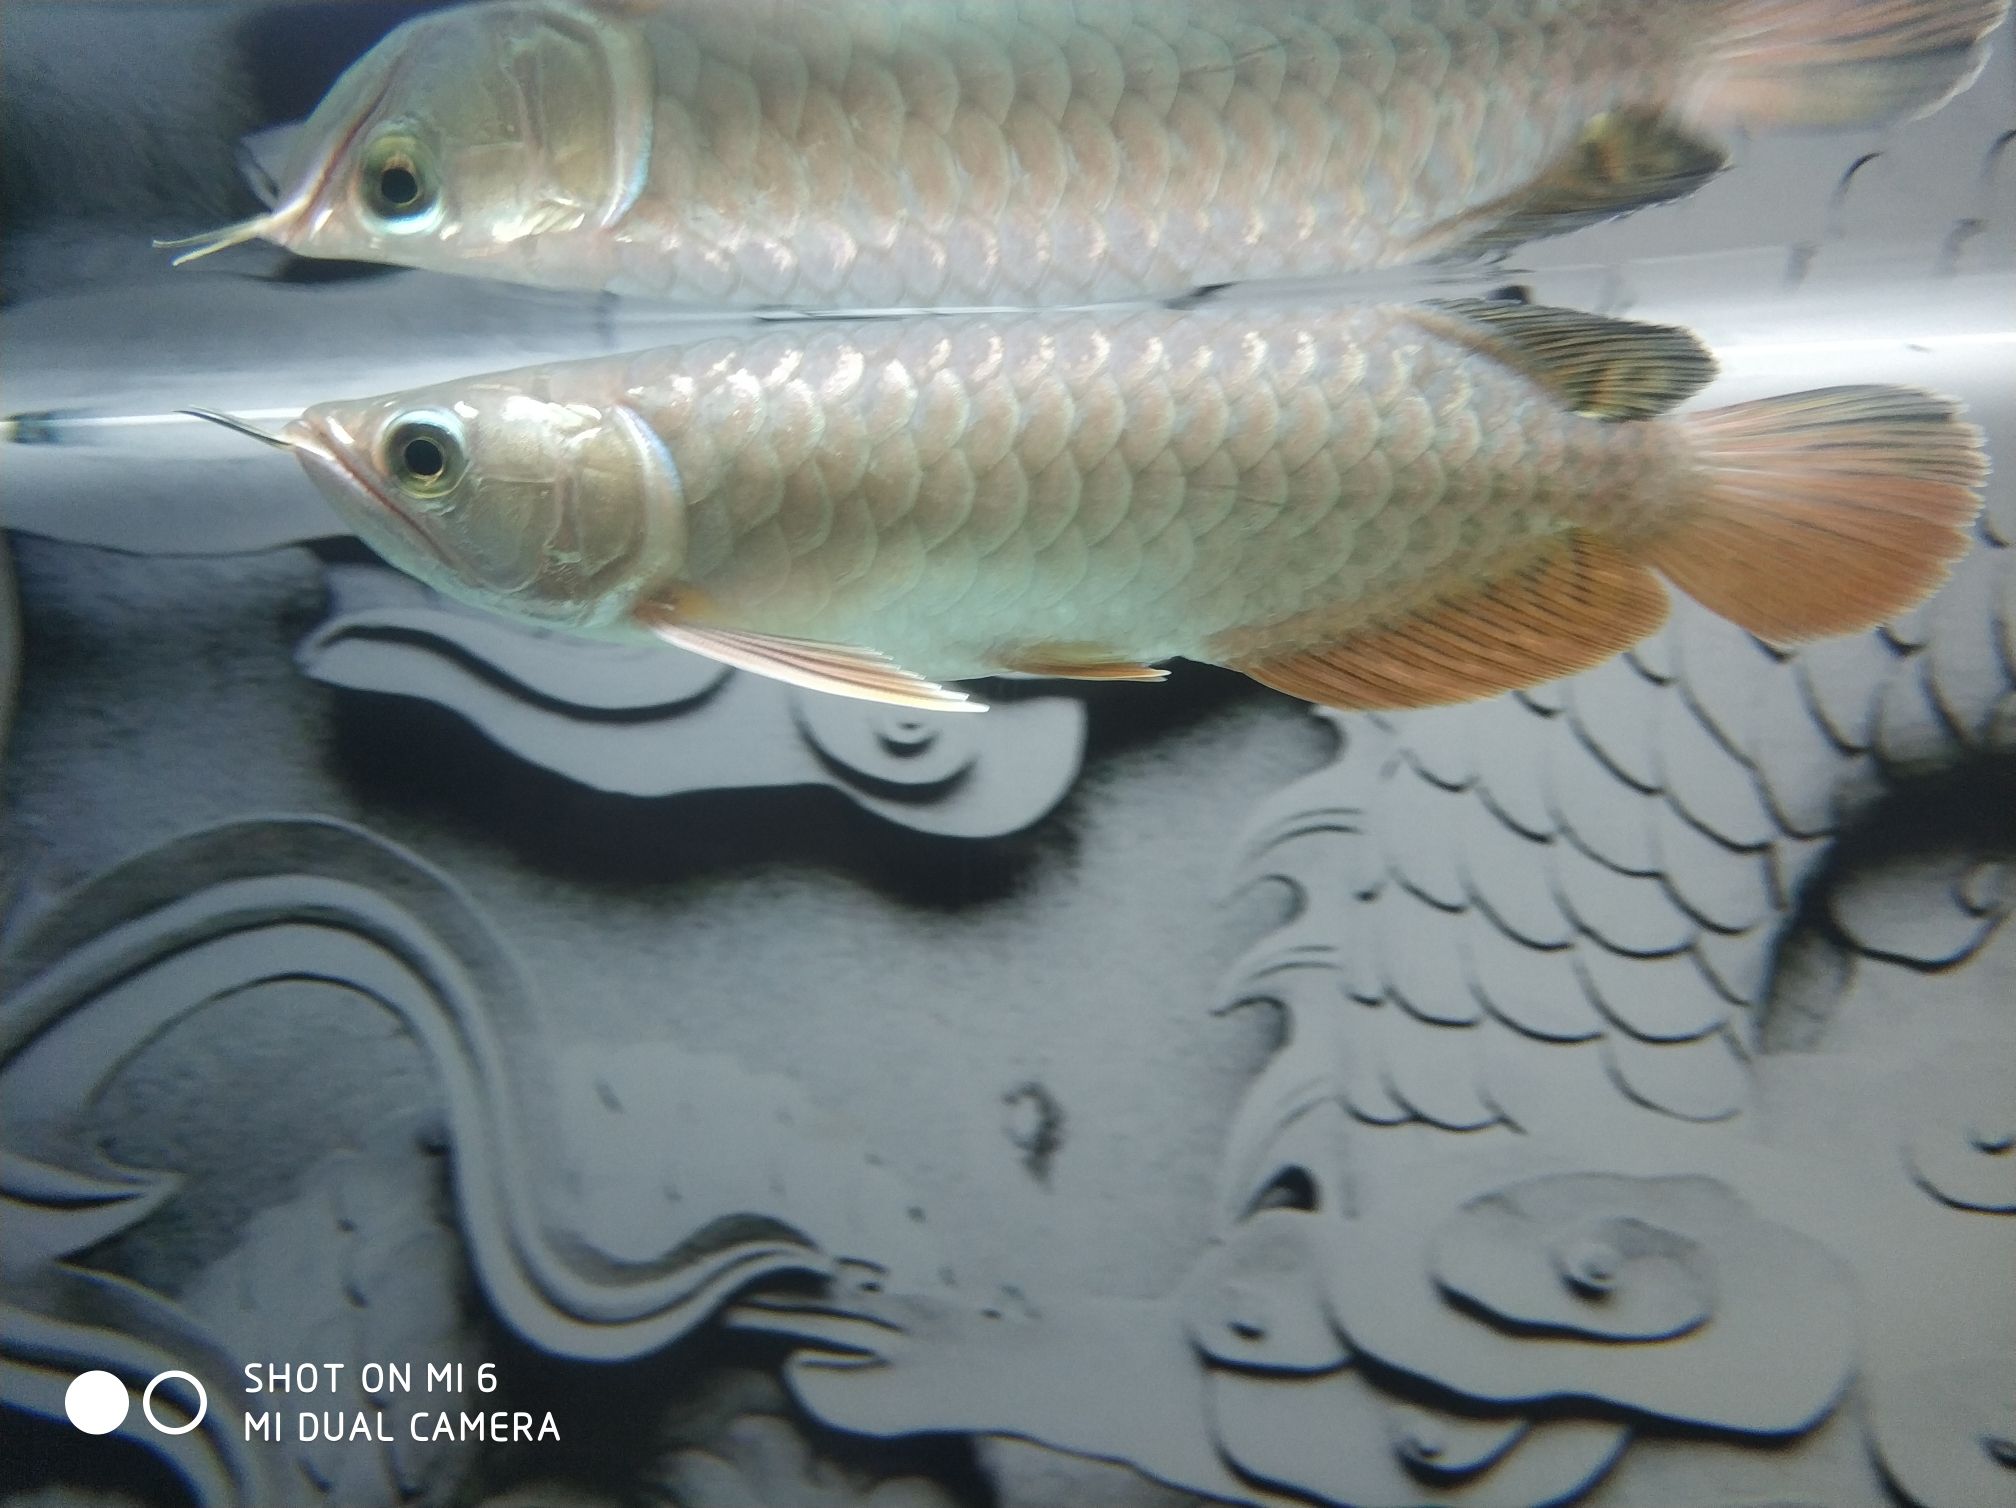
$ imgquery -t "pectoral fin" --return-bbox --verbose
[638,609,985,712]
[1418,109,1726,263]
[1414,299,1717,420]
[1220,532,1669,711]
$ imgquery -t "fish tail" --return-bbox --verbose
[1688,0,2009,129]
[1638,386,1986,644]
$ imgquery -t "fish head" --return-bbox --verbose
[287,378,685,630]
[175,2,652,275]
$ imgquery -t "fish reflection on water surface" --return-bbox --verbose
[164,0,2011,306]
[210,301,1987,714]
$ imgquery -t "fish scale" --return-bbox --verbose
[586,307,1633,666]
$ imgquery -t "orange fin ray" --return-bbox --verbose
[1645,384,1986,645]
[638,611,986,713]
[1222,533,1670,712]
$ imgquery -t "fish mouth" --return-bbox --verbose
[180,407,453,573]
[154,206,302,266]
[288,418,457,573]
[157,47,406,265]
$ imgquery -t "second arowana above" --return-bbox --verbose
[166,0,2009,306]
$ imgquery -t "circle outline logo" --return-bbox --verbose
[140,1370,208,1435]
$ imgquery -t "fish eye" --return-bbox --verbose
[361,133,437,224]
[384,415,465,498]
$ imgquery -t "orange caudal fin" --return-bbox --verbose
[1642,386,1986,645]
[1689,0,2009,129]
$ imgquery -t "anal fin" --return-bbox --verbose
[639,609,985,712]
[1221,532,1669,712]
[1413,298,1718,421]
[1418,109,1727,263]
[999,644,1171,682]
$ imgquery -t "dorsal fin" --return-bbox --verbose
[1416,108,1728,264]
[1217,532,1670,711]
[1414,298,1718,421]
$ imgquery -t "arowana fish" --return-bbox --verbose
[163,0,2009,306]
[192,299,1988,713]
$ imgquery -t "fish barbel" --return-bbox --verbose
[162,0,2008,305]
[235,300,1985,713]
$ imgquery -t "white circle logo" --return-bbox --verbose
[64,1370,129,1435]
[141,1370,208,1435]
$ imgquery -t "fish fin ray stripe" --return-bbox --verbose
[1220,532,1669,711]
[1414,299,1719,421]
[1646,384,1986,644]
[638,610,986,712]
[1689,0,2009,129]
[1418,110,1727,263]
[997,645,1170,682]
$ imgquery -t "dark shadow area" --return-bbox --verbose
[1,1410,196,1508]
[258,255,411,286]
[1759,747,2016,1052]
[232,2,438,126]
[1827,750,2016,883]
[325,685,1061,913]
